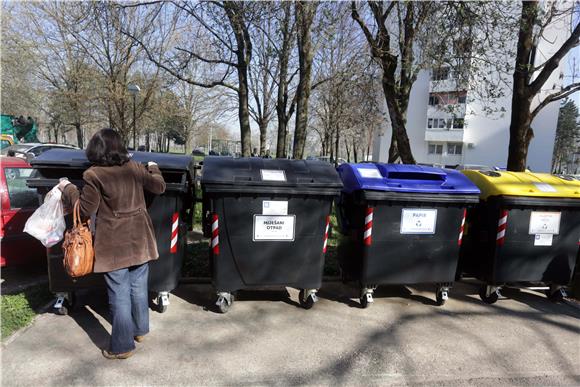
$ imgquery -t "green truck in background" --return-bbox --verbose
[1,114,39,149]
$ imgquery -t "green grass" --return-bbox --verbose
[1,283,52,340]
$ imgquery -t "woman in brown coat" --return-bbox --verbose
[59,128,165,359]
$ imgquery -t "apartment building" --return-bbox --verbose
[372,8,573,172]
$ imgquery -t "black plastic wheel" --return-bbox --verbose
[479,286,499,304]
[157,297,168,313]
[298,290,314,309]
[436,290,447,306]
[546,289,564,302]
[56,305,68,315]
[359,295,370,308]
[217,298,230,314]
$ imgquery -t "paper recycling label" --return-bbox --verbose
[400,209,437,234]
[534,234,553,246]
[253,215,295,241]
[358,168,382,179]
[529,211,560,234]
[262,200,288,215]
[260,169,286,182]
[533,182,557,193]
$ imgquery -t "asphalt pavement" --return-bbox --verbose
[2,281,579,386]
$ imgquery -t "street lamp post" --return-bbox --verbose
[127,84,141,150]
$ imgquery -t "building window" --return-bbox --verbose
[432,67,450,81]
[437,118,447,129]
[428,95,439,106]
[428,143,443,155]
[453,118,465,129]
[458,94,466,104]
[447,143,463,155]
[427,118,433,129]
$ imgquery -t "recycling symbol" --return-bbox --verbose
[416,220,422,227]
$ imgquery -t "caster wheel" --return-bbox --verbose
[479,286,499,304]
[299,290,314,310]
[216,294,234,314]
[436,291,447,306]
[359,295,370,309]
[156,295,168,313]
[546,289,564,302]
[217,300,230,314]
[56,305,68,315]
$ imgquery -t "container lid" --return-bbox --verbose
[31,148,194,172]
[201,157,343,195]
[462,170,580,200]
[337,163,480,195]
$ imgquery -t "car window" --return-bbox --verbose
[4,168,38,209]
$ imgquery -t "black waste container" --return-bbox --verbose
[336,163,480,307]
[27,149,195,314]
[460,170,580,304]
[201,157,343,313]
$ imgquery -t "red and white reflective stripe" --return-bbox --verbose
[211,213,219,255]
[322,216,330,253]
[458,209,467,246]
[496,209,508,246]
[364,207,373,246]
[170,213,179,253]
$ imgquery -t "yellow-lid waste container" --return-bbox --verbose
[459,170,580,304]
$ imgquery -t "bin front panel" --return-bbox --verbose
[461,202,580,285]
[361,202,465,285]
[147,193,185,293]
[211,194,331,290]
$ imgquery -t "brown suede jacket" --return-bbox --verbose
[62,160,166,273]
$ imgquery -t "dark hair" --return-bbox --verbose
[86,128,130,166]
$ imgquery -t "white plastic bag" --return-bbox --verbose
[24,186,66,247]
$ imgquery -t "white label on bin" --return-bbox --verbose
[357,168,382,179]
[260,169,286,182]
[253,215,295,241]
[529,211,560,234]
[400,209,437,234]
[534,234,553,246]
[534,182,557,193]
[262,200,288,215]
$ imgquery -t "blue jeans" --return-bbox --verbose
[104,263,149,354]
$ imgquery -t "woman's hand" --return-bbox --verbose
[57,178,71,191]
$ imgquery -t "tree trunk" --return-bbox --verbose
[276,113,287,158]
[506,1,537,172]
[381,71,416,164]
[74,123,83,148]
[293,1,318,160]
[224,2,253,157]
[276,2,292,159]
[353,139,358,163]
[258,120,268,155]
[507,98,534,171]
[238,65,252,157]
[388,138,399,163]
[334,125,340,167]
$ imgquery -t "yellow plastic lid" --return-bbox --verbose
[461,170,580,200]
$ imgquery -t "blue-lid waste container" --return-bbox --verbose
[201,157,343,313]
[336,163,480,307]
[459,170,580,304]
[27,149,196,314]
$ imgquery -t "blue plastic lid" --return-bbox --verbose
[337,163,480,195]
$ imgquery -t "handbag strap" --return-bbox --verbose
[73,199,81,227]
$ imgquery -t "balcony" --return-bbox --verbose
[424,129,465,143]
[429,79,467,93]
[427,103,466,118]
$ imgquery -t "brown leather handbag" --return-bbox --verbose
[62,200,94,278]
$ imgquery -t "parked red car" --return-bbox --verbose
[0,157,46,267]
